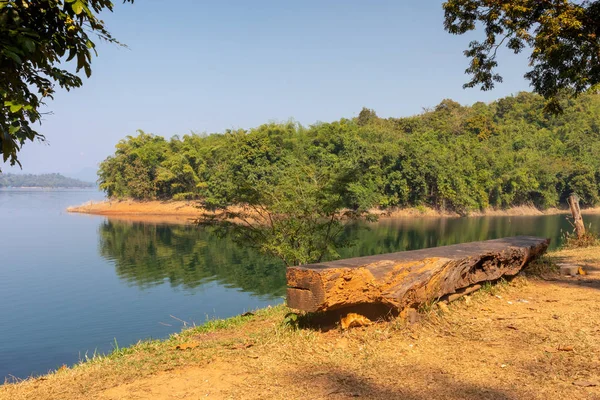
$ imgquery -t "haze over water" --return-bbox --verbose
[1,189,595,381]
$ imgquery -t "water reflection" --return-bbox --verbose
[338,214,590,259]
[98,220,287,297]
[98,215,599,296]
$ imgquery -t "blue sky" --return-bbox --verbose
[4,0,531,181]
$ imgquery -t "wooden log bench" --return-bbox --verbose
[287,236,549,313]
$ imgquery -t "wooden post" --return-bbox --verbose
[567,193,585,239]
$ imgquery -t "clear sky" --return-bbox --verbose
[4,0,532,181]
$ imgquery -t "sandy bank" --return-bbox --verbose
[67,199,203,216]
[67,199,600,224]
[380,204,573,218]
[67,200,207,224]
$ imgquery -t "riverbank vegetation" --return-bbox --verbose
[2,246,599,399]
[99,92,600,215]
[96,91,600,266]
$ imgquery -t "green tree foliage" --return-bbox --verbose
[98,130,168,199]
[0,172,93,187]
[443,0,600,111]
[197,122,379,266]
[0,0,133,169]
[99,92,600,263]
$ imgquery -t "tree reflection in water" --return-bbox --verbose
[98,214,588,296]
[98,220,287,297]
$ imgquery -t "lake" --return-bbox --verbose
[1,188,597,381]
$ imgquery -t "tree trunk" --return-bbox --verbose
[568,193,586,239]
[287,236,549,313]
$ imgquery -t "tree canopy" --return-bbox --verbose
[443,0,600,111]
[0,0,132,170]
[195,123,379,266]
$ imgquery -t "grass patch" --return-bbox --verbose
[478,278,509,296]
[58,305,290,377]
[417,299,440,315]
[561,230,600,249]
[521,255,559,277]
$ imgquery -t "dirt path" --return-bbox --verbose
[3,248,600,400]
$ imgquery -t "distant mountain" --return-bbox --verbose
[0,173,95,188]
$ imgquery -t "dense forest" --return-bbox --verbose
[98,92,600,215]
[0,173,94,188]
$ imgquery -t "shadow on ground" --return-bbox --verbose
[541,255,600,291]
[286,367,516,400]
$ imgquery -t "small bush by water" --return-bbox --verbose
[561,228,600,249]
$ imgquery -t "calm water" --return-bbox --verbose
[1,189,598,381]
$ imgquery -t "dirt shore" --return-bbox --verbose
[66,200,205,225]
[67,200,203,217]
[2,247,600,400]
[67,199,600,225]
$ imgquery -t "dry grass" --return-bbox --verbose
[561,231,600,250]
[3,248,600,400]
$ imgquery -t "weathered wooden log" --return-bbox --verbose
[287,236,549,312]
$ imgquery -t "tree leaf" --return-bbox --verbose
[22,39,36,53]
[72,1,84,15]
[4,50,22,64]
[9,103,23,113]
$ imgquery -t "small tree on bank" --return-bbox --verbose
[197,164,378,267]
[195,124,380,267]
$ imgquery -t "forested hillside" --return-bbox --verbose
[98,92,600,214]
[0,173,94,188]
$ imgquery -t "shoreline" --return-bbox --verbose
[67,199,600,225]
[2,246,599,399]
